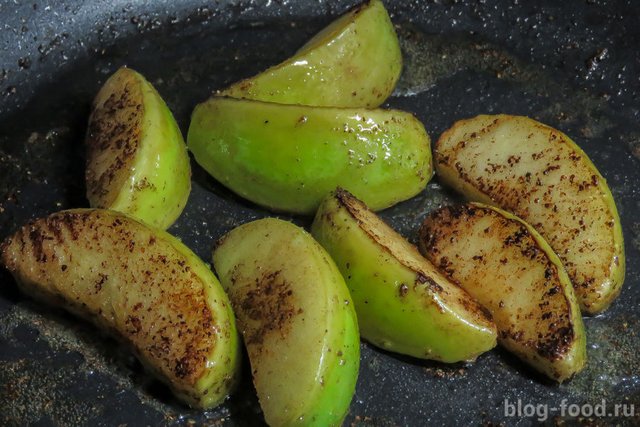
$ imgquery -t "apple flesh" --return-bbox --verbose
[434,114,624,314]
[311,189,497,363]
[86,67,191,229]
[188,97,432,214]
[419,203,587,382]
[220,0,402,108]
[1,209,240,408]
[213,218,359,427]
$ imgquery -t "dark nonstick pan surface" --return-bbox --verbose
[1,0,639,425]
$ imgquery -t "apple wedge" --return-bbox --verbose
[311,189,497,363]
[0,209,239,408]
[188,97,432,214]
[86,67,191,229]
[434,114,624,314]
[213,218,359,427]
[220,0,402,107]
[419,203,586,381]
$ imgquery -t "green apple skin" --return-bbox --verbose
[187,97,432,215]
[311,189,497,363]
[86,67,191,229]
[0,209,240,408]
[213,218,359,427]
[220,0,402,108]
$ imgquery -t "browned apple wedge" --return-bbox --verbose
[434,114,624,314]
[419,203,586,381]
[1,209,240,408]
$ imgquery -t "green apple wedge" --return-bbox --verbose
[213,218,359,427]
[434,114,625,314]
[419,203,586,382]
[187,97,432,214]
[85,67,191,229]
[220,0,402,107]
[0,209,240,408]
[311,189,497,362]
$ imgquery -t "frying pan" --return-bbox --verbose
[1,0,639,425]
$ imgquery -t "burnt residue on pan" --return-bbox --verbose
[0,0,639,426]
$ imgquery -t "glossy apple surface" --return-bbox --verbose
[213,218,359,427]
[86,67,191,229]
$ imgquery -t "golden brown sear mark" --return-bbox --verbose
[240,270,301,345]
